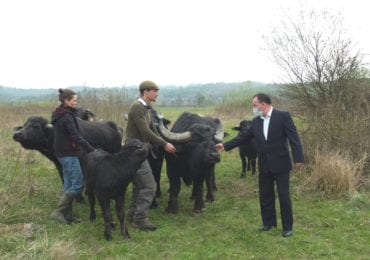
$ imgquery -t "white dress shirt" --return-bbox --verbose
[261,107,273,141]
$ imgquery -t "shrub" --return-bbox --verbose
[300,105,370,175]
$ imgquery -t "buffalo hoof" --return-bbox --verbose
[206,196,215,203]
[166,199,178,214]
[104,233,113,241]
[122,233,131,240]
[155,189,162,198]
[252,171,256,175]
[240,172,246,178]
[165,207,178,214]
[89,213,96,222]
[192,208,203,214]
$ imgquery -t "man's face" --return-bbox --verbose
[144,89,159,102]
[252,96,263,111]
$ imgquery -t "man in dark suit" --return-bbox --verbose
[216,93,304,237]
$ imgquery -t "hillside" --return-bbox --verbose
[0,81,277,105]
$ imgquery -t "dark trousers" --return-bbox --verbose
[258,170,293,231]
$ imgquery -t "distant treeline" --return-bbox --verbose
[0,81,277,106]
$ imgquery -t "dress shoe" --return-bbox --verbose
[259,225,275,232]
[282,230,293,237]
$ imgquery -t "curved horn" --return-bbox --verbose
[158,117,192,143]
[214,123,224,142]
[46,123,53,128]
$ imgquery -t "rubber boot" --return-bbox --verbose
[64,197,82,224]
[50,193,74,224]
[132,214,157,231]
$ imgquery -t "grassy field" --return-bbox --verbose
[0,104,369,259]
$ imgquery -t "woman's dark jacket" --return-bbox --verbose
[51,105,95,157]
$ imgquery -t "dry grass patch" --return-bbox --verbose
[301,149,367,197]
[49,240,78,259]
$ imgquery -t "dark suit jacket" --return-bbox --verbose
[224,108,304,173]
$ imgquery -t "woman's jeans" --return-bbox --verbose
[57,156,84,195]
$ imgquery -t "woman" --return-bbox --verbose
[50,88,95,224]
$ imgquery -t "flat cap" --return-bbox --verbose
[139,80,159,91]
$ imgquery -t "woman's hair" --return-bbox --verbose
[58,88,76,103]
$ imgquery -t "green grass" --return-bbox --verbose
[1,106,369,259]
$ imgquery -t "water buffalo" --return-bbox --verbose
[232,120,257,177]
[74,107,96,121]
[158,112,224,214]
[13,116,122,183]
[85,139,149,240]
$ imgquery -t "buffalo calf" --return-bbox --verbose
[232,120,257,177]
[84,139,149,240]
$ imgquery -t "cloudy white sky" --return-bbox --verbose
[0,0,369,89]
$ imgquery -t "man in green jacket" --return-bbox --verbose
[126,80,176,231]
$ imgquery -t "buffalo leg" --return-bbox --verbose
[165,175,181,214]
[205,175,215,202]
[87,189,96,222]
[192,176,205,213]
[240,151,246,178]
[98,197,113,240]
[247,157,251,171]
[115,195,130,239]
[251,158,257,175]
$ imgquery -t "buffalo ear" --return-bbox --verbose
[13,126,22,131]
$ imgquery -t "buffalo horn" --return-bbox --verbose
[214,124,224,142]
[158,118,192,143]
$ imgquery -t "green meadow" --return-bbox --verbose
[0,104,369,259]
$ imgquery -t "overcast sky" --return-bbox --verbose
[0,0,369,89]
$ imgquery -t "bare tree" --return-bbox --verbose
[263,9,368,114]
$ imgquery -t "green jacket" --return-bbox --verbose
[125,100,167,147]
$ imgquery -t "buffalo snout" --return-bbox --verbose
[13,131,23,142]
[209,152,220,163]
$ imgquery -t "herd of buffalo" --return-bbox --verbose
[12,107,257,240]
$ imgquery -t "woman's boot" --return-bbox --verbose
[50,193,74,223]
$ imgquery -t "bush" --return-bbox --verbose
[300,105,370,175]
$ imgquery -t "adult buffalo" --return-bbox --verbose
[13,116,122,183]
[74,107,96,121]
[158,112,224,214]
[232,120,257,177]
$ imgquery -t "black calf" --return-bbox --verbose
[232,120,257,177]
[84,139,149,240]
